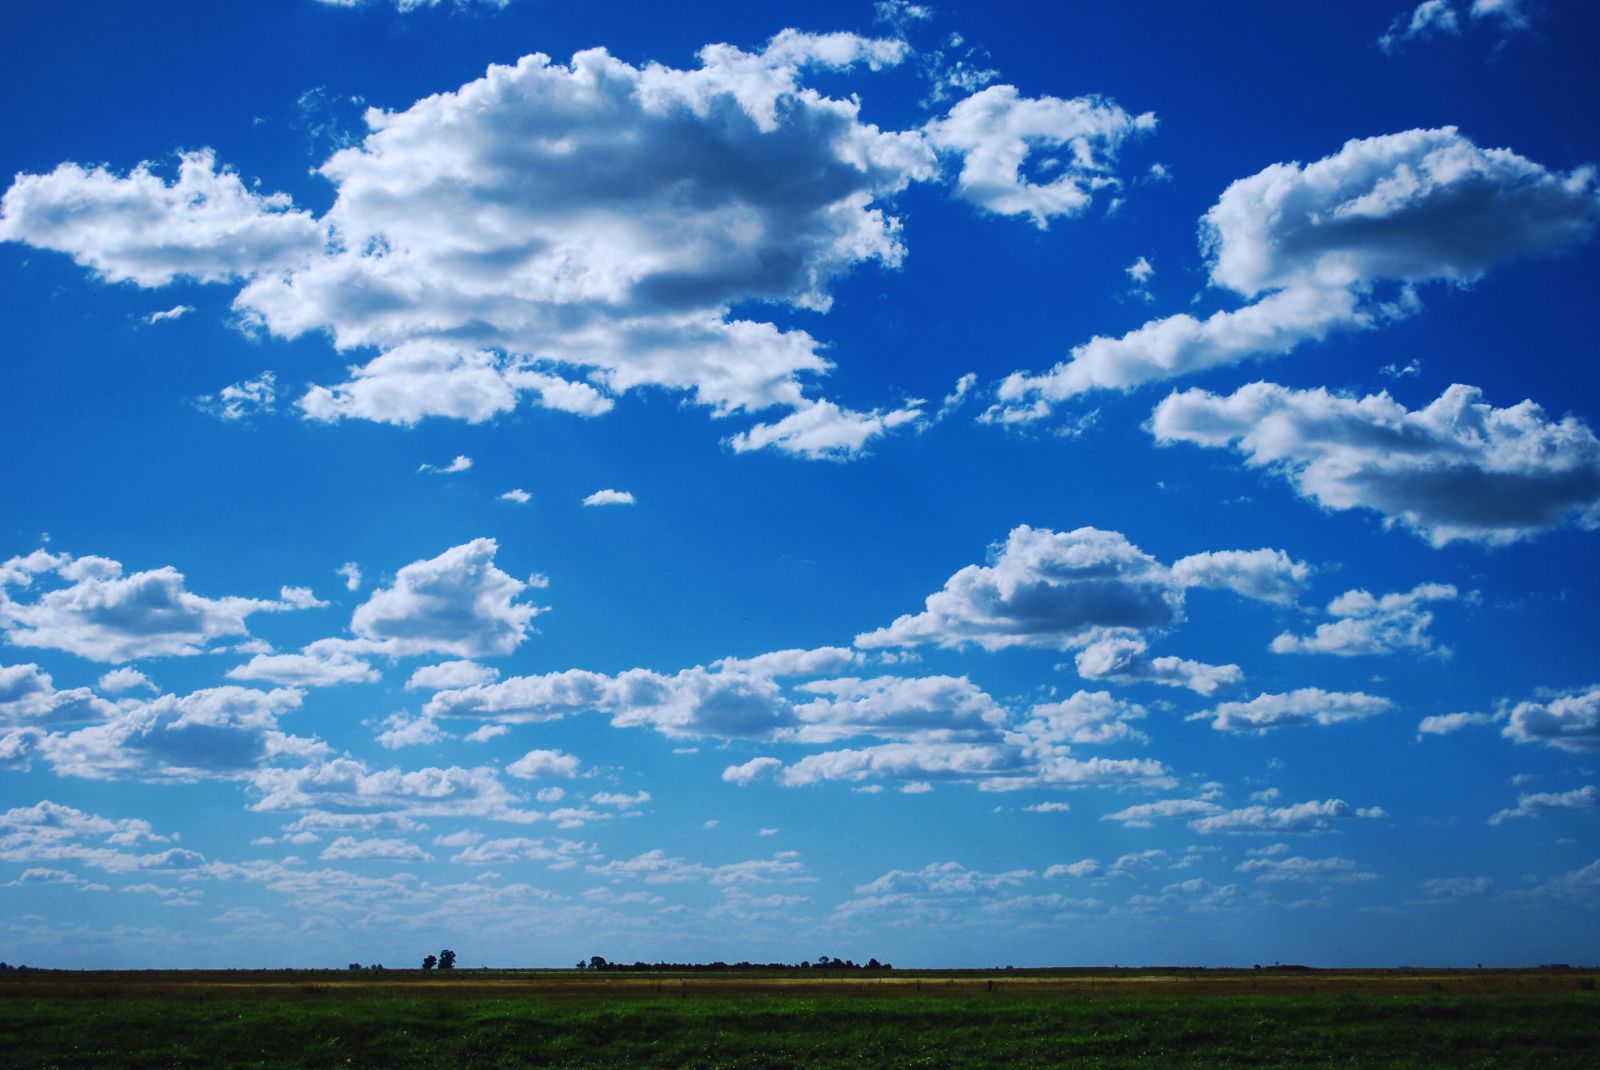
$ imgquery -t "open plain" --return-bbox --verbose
[2,967,1595,1068]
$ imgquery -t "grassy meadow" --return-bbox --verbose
[1,967,1596,1068]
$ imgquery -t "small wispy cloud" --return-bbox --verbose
[194,371,277,421]
[419,455,473,474]
[145,304,193,324]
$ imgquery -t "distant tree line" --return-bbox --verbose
[575,954,890,972]
[348,950,457,971]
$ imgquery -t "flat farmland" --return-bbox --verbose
[1,967,1595,1068]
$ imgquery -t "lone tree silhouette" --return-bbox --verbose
[422,954,437,971]
[439,949,456,970]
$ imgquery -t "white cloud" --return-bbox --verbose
[433,661,1013,748]
[348,538,543,657]
[1488,784,1597,825]
[1102,798,1224,828]
[1470,0,1530,31]
[1,663,117,725]
[195,370,277,421]
[1023,802,1071,813]
[0,550,308,662]
[607,667,792,739]
[856,525,1297,655]
[505,748,581,779]
[337,562,363,592]
[582,489,635,507]
[0,801,201,877]
[774,741,1168,792]
[857,861,1033,896]
[240,34,937,446]
[1022,690,1148,746]
[990,285,1366,421]
[277,586,328,610]
[1379,1,1462,53]
[936,373,978,421]
[1152,382,1600,546]
[0,150,323,285]
[4,34,1158,460]
[586,848,806,887]
[228,648,380,687]
[406,660,500,691]
[374,712,450,749]
[447,835,591,867]
[424,645,1170,791]
[1235,854,1377,883]
[250,756,534,823]
[1191,798,1385,834]
[1072,635,1242,696]
[3,867,109,890]
[925,85,1154,227]
[1418,875,1495,898]
[1417,710,1500,736]
[722,756,783,785]
[145,304,193,324]
[97,667,155,694]
[1,799,166,846]
[1170,548,1312,605]
[295,341,615,426]
[464,724,509,743]
[1044,859,1100,879]
[873,1,931,30]
[500,488,532,504]
[1272,582,1458,657]
[1524,858,1600,903]
[987,127,1599,420]
[788,674,1006,743]
[1502,684,1600,752]
[418,454,472,474]
[727,398,926,460]
[591,790,650,809]
[711,646,862,677]
[1191,688,1393,732]
[1207,124,1594,297]
[320,836,432,863]
[855,525,1182,652]
[425,668,613,723]
[1380,0,1531,54]
[35,686,313,780]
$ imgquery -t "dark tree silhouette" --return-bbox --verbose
[439,949,456,970]
[422,954,437,970]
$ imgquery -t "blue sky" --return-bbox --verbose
[2,0,1598,969]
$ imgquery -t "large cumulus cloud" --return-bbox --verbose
[1,31,1150,459]
[988,127,1599,421]
[0,550,314,663]
[1151,382,1600,546]
[854,524,1303,661]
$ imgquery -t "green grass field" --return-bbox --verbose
[2,968,1595,1068]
